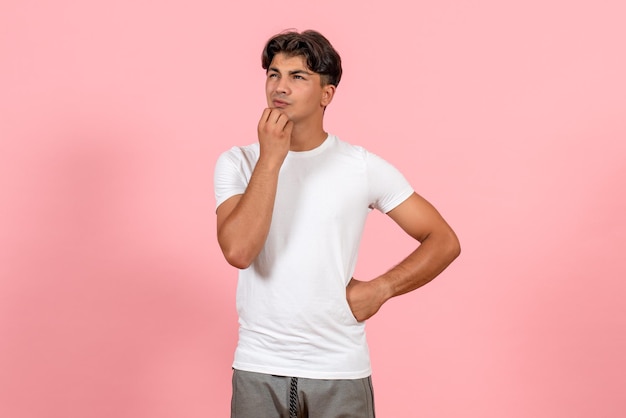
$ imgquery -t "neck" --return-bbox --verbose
[289,122,328,152]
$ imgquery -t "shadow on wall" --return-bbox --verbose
[1,121,236,418]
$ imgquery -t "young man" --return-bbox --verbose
[214,30,460,418]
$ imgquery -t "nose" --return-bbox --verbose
[275,77,290,95]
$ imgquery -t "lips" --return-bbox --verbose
[273,99,289,107]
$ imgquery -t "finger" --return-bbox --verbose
[258,108,273,127]
[273,112,291,130]
[271,109,288,124]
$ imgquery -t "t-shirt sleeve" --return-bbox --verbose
[366,151,414,213]
[213,147,249,210]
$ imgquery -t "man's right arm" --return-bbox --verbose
[216,108,292,269]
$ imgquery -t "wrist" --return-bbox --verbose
[255,155,284,173]
[373,276,395,303]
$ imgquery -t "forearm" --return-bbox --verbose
[218,108,293,269]
[217,159,281,268]
[347,228,460,322]
[375,229,461,302]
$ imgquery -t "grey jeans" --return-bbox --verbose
[231,369,376,418]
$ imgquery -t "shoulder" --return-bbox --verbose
[332,135,394,162]
[218,143,260,163]
[331,135,369,160]
[215,143,260,174]
[214,143,260,180]
[328,136,403,176]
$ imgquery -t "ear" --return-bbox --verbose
[321,84,336,107]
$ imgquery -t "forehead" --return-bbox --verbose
[268,53,313,72]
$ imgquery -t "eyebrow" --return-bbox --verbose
[268,67,314,76]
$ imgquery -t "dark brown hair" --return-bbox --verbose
[261,30,342,87]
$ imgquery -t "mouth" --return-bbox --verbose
[272,99,289,108]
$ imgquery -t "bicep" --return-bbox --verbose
[386,192,454,243]
[216,194,243,233]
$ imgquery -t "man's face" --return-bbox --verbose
[265,53,333,124]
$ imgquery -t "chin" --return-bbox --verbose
[278,110,294,120]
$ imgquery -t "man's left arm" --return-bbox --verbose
[346,192,461,322]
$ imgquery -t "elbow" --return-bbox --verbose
[220,244,255,270]
[218,229,256,269]
[227,257,252,270]
[430,226,460,263]
[447,230,461,261]
[450,239,461,261]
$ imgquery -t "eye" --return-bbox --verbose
[293,75,305,80]
[268,73,279,79]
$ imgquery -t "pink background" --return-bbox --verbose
[1,1,625,417]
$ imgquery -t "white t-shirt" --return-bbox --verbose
[214,135,414,379]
